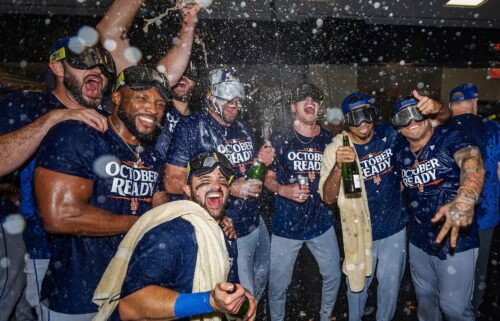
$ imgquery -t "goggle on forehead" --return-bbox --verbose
[212,81,246,102]
[49,46,116,79]
[392,105,424,128]
[186,152,235,184]
[113,66,171,100]
[344,105,377,127]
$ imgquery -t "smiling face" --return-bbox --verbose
[183,167,230,221]
[63,62,108,109]
[399,118,432,142]
[291,96,320,125]
[116,86,166,144]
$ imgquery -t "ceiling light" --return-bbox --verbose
[445,0,488,7]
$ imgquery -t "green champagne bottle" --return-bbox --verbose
[342,134,362,197]
[247,160,266,181]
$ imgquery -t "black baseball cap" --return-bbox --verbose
[186,152,235,184]
[291,83,323,104]
[113,65,171,100]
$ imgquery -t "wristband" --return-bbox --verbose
[174,291,213,319]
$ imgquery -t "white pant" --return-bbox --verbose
[24,257,49,321]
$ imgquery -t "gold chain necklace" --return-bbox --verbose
[293,125,317,145]
[108,117,142,164]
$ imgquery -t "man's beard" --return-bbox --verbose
[118,108,161,145]
[190,186,225,221]
[63,70,102,109]
[172,90,191,102]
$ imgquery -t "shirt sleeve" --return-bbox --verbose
[36,121,99,180]
[120,220,196,298]
[268,133,281,173]
[445,126,476,156]
[165,119,193,168]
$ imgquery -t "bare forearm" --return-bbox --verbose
[263,177,280,194]
[97,0,144,40]
[43,203,137,236]
[0,111,59,176]
[435,102,451,125]
[322,166,342,205]
[158,23,195,86]
[119,285,178,321]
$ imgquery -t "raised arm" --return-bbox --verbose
[97,0,145,74]
[157,4,201,86]
[34,167,137,236]
[431,146,485,247]
[0,108,107,177]
[413,90,451,126]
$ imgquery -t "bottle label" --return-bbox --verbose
[353,175,361,189]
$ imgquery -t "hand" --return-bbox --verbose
[220,216,237,240]
[53,109,108,133]
[431,200,474,248]
[278,183,310,203]
[232,178,262,199]
[210,283,249,316]
[257,141,275,166]
[335,146,356,168]
[413,90,442,116]
[179,3,201,27]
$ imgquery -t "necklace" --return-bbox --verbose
[293,127,317,145]
[108,117,143,165]
[410,145,425,168]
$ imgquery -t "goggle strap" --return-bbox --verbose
[49,47,66,62]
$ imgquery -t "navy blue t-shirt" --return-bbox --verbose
[110,217,238,321]
[155,105,187,160]
[0,91,63,259]
[270,127,333,240]
[167,110,261,237]
[452,114,500,230]
[36,120,164,314]
[354,123,408,241]
[395,125,479,258]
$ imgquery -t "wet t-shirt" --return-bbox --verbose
[36,120,164,314]
[354,123,408,241]
[270,127,333,240]
[0,91,64,259]
[155,105,186,160]
[110,217,238,321]
[395,125,479,258]
[452,114,500,231]
[167,111,260,237]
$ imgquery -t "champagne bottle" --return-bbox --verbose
[226,286,249,321]
[247,160,266,181]
[342,134,362,197]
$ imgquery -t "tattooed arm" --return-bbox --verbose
[431,146,485,247]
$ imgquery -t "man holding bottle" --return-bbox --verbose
[164,67,274,302]
[319,91,450,321]
[264,83,341,321]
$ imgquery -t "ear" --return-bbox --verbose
[48,61,64,80]
[472,98,478,115]
[183,185,192,199]
[290,103,296,113]
[111,91,122,107]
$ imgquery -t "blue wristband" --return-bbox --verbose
[174,292,213,319]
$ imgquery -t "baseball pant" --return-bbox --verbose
[269,227,341,321]
[347,228,407,321]
[236,216,270,301]
[409,244,477,321]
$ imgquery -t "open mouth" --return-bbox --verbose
[206,190,223,209]
[83,75,103,99]
[407,120,422,130]
[304,105,315,115]
[137,115,157,128]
